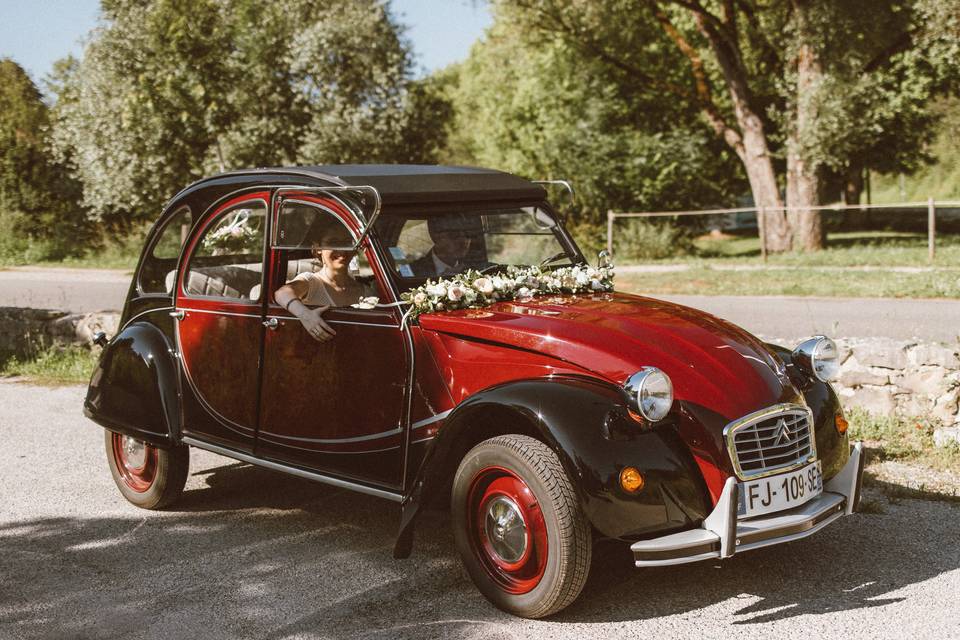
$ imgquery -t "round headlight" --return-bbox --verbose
[792,336,840,382]
[623,367,674,422]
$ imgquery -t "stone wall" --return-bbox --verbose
[770,336,960,427]
[0,307,119,357]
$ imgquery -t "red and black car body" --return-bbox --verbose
[85,165,864,618]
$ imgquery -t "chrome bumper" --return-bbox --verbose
[631,442,865,567]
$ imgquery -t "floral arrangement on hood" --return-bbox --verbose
[401,264,614,319]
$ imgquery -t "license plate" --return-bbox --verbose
[737,461,822,518]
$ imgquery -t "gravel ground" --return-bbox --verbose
[2,382,959,640]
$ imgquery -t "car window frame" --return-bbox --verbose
[178,196,270,305]
[134,204,193,298]
[267,195,397,312]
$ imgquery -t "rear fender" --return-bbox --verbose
[83,322,180,448]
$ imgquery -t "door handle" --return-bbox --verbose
[263,317,280,330]
[170,310,185,320]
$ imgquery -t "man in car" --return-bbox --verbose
[409,214,485,277]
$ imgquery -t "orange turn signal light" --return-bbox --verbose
[620,466,645,493]
[835,413,849,435]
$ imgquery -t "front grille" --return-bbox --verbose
[726,404,816,479]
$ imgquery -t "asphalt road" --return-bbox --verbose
[1,382,958,640]
[2,266,959,342]
[0,267,131,313]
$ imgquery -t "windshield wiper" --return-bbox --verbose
[539,251,571,267]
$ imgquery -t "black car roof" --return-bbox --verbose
[171,164,547,211]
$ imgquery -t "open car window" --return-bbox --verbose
[271,199,382,308]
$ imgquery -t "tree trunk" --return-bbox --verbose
[844,164,863,204]
[843,163,869,229]
[786,0,823,251]
[691,13,791,252]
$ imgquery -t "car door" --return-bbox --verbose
[255,194,411,488]
[174,192,269,452]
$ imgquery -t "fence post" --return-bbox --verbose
[606,210,614,257]
[928,197,936,263]
[758,206,767,263]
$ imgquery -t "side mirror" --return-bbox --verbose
[597,250,613,269]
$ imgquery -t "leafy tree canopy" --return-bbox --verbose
[443,14,745,227]
[50,0,449,223]
[0,58,91,257]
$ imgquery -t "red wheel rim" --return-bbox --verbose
[466,466,548,595]
[111,433,158,493]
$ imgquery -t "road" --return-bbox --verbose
[1,382,958,640]
[1,266,958,342]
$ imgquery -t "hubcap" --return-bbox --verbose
[111,433,158,493]
[122,436,147,469]
[466,466,548,595]
[484,495,527,564]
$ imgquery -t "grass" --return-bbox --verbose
[613,228,960,268]
[0,345,99,386]
[617,264,960,298]
[847,407,960,502]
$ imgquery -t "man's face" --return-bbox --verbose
[431,229,472,265]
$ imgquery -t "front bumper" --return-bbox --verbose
[631,442,865,567]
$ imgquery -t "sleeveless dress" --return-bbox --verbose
[291,272,375,307]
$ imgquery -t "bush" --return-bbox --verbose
[612,220,695,261]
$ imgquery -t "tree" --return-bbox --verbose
[499,0,958,251]
[50,0,449,224]
[444,12,745,229]
[0,58,90,257]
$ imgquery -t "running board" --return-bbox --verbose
[181,436,403,503]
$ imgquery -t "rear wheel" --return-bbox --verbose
[105,430,189,509]
[452,435,591,618]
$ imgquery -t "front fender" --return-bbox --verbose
[83,321,180,448]
[395,376,711,557]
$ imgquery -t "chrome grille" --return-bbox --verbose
[725,404,816,479]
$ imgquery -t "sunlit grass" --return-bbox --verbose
[0,345,99,386]
[847,407,960,478]
[617,265,960,298]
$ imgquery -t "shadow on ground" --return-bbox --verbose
[1,464,957,639]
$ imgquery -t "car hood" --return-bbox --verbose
[418,291,798,422]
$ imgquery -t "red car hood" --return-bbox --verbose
[418,292,796,421]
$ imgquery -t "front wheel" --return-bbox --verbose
[452,435,591,618]
[105,431,189,509]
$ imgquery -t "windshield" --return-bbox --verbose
[374,207,580,285]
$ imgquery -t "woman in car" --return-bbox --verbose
[274,225,375,342]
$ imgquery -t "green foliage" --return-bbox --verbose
[847,407,960,471]
[0,344,99,386]
[50,0,450,224]
[0,58,92,259]
[872,97,960,202]
[443,12,745,227]
[612,220,695,261]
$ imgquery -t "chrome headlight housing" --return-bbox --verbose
[792,336,840,382]
[623,367,674,422]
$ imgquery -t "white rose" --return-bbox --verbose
[586,267,598,278]
[517,286,533,299]
[448,284,465,302]
[427,283,446,297]
[590,279,604,290]
[576,272,589,286]
[473,277,494,295]
[412,292,427,306]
